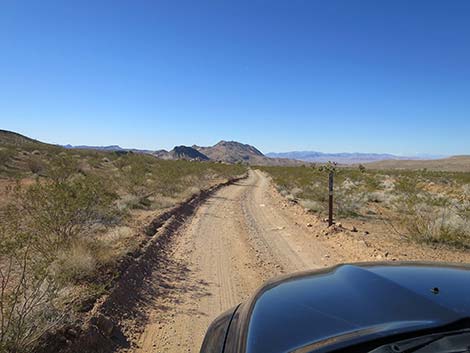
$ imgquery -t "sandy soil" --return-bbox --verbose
[125,169,469,353]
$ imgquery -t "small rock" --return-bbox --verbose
[376,254,383,260]
[324,254,330,258]
[384,252,389,258]
[351,226,358,232]
[306,223,313,227]
[364,231,370,235]
[336,223,342,228]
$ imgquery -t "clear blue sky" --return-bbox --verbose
[1,0,469,155]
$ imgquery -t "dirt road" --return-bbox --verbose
[133,170,329,353]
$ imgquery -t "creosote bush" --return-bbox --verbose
[0,210,61,353]
[0,160,119,352]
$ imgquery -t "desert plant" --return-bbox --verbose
[0,149,13,167]
[394,179,470,248]
[0,213,62,353]
[12,175,119,260]
[26,157,44,175]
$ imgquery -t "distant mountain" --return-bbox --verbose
[64,144,125,151]
[194,141,263,164]
[63,144,155,154]
[192,141,303,166]
[266,151,440,164]
[153,146,210,161]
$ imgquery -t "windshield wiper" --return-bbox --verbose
[369,330,470,353]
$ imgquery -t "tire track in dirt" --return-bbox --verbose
[131,170,328,353]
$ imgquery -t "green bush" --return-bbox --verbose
[0,209,61,353]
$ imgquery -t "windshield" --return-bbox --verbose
[370,330,470,353]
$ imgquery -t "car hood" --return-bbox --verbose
[225,262,470,353]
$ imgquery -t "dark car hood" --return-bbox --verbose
[226,262,470,353]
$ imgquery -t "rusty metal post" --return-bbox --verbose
[328,171,334,226]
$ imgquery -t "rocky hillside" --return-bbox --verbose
[194,141,264,164]
[0,129,46,147]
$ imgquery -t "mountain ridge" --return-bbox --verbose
[266,151,445,164]
[1,130,465,169]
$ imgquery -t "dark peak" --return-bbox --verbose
[171,145,209,161]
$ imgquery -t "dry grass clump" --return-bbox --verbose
[53,242,97,284]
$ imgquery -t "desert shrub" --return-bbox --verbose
[366,191,385,203]
[334,187,366,217]
[0,212,62,353]
[393,177,470,248]
[15,176,119,258]
[26,156,45,174]
[47,155,82,182]
[116,154,153,196]
[0,162,122,352]
[400,200,470,248]
[0,148,13,167]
